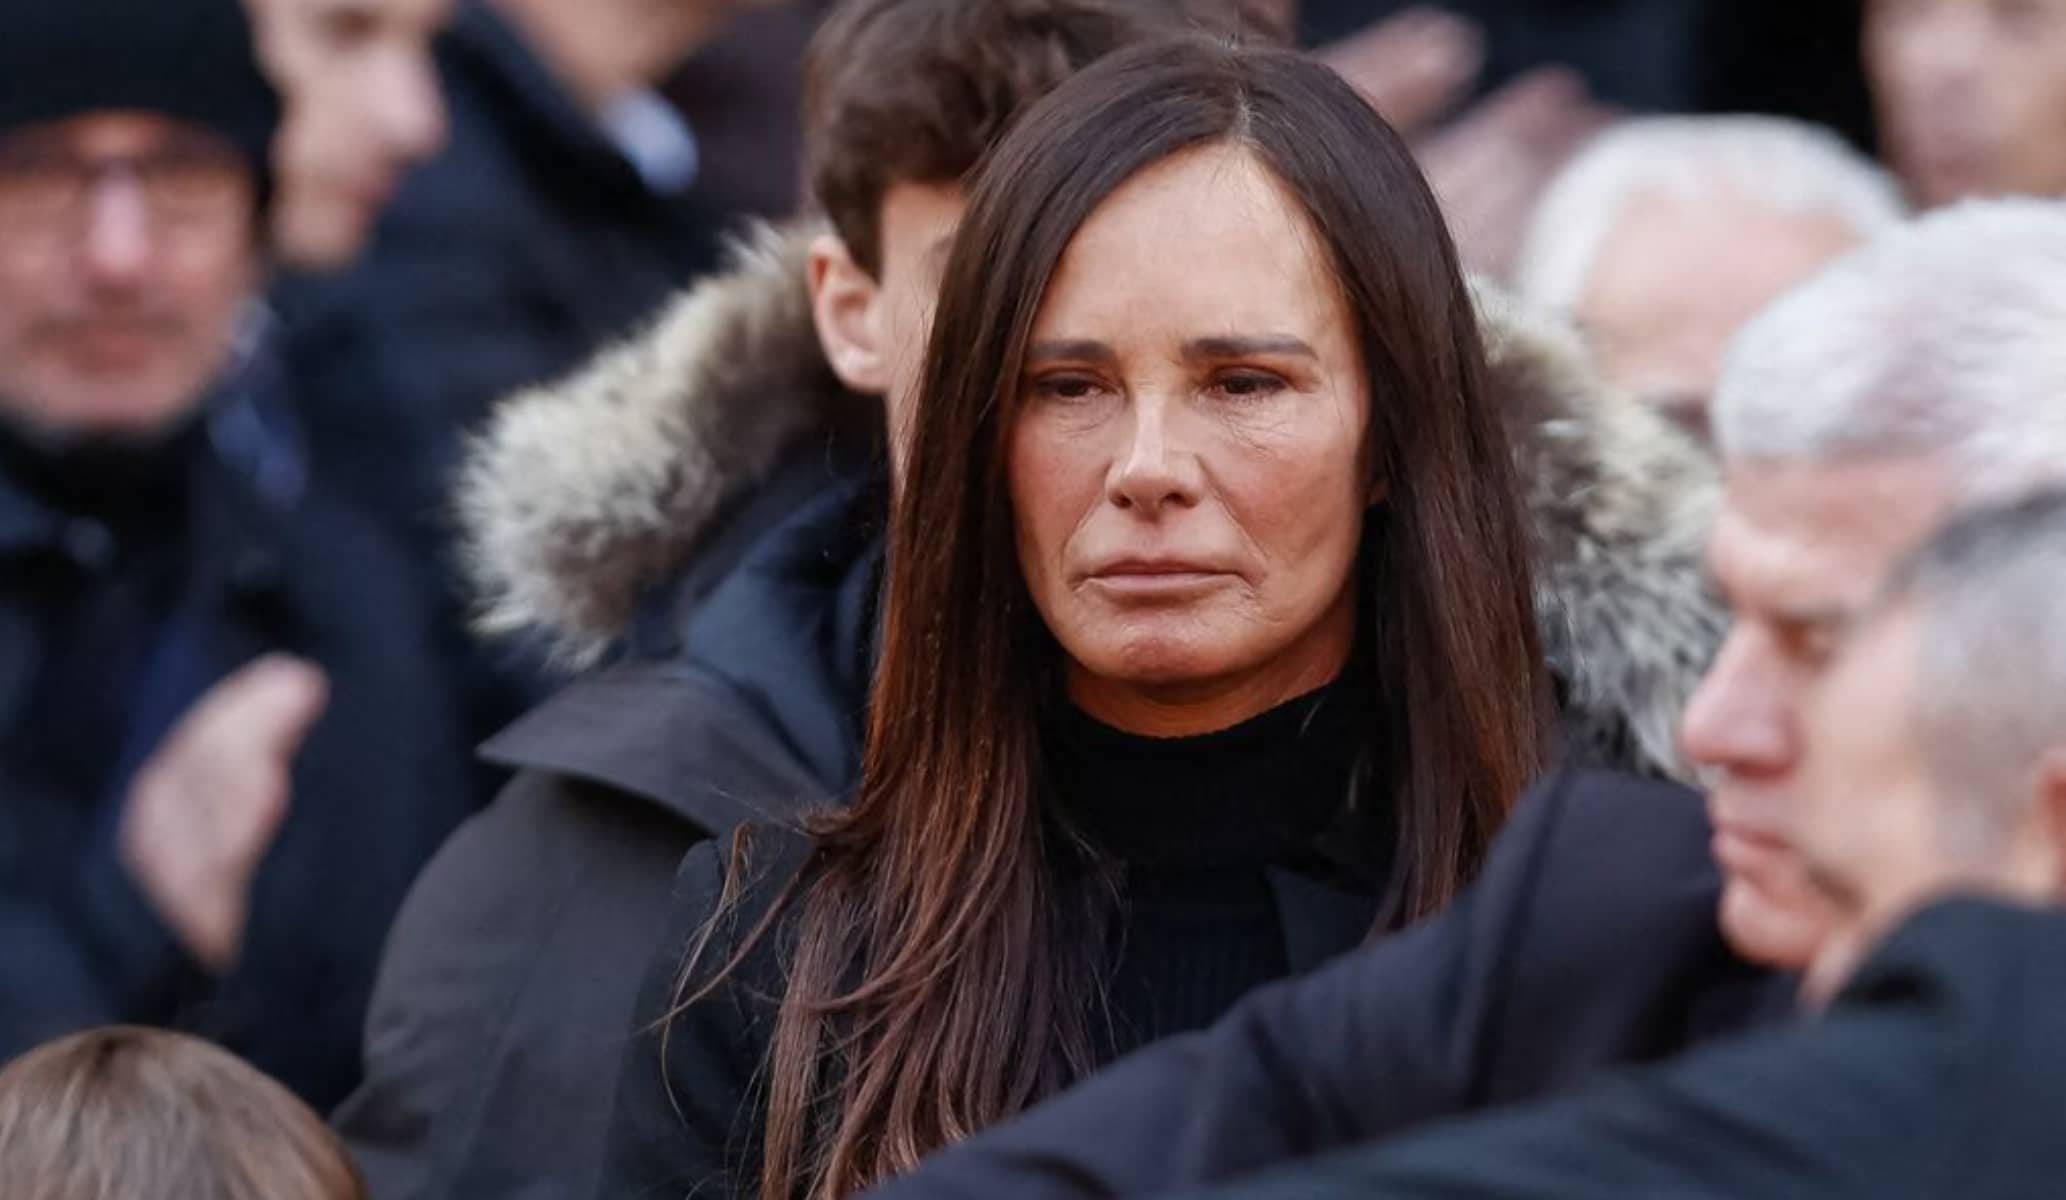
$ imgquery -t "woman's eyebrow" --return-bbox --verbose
[1183,335,1318,360]
[1024,336,1320,365]
[1026,339,1117,364]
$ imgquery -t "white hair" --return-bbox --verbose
[1513,115,1905,315]
[1714,199,2066,505]
[1881,490,2066,853]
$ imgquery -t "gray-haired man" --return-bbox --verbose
[1512,114,1905,435]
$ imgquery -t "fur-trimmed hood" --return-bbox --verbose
[1474,287,1724,783]
[458,221,1723,784]
[457,222,853,665]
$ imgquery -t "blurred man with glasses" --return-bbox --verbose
[0,0,473,1110]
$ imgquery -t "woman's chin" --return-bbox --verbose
[1074,637,1250,694]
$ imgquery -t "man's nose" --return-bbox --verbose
[1680,628,1800,778]
[78,174,157,284]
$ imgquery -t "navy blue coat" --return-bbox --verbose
[1165,897,2066,1200]
[0,343,473,1109]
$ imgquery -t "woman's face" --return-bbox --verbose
[1009,144,1373,735]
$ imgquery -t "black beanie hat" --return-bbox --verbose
[0,0,281,187]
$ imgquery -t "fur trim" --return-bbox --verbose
[457,229,1722,784]
[1477,283,1725,784]
[456,219,846,669]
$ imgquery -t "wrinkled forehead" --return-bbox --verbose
[1710,455,1956,619]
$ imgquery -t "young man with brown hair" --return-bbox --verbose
[334,4,1276,1197]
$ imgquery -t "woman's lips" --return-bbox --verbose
[1084,561,1235,596]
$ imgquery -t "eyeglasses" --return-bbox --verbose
[0,137,252,235]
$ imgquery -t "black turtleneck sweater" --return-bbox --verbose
[1042,671,1387,1059]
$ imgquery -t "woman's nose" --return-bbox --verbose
[1107,398,1203,514]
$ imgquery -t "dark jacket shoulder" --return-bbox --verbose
[600,823,817,1200]
[1161,899,2066,1200]
[337,461,877,1199]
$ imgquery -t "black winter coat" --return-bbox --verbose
[1164,897,2066,1200]
[861,768,1795,1200]
[0,351,473,1109]
[334,452,882,1200]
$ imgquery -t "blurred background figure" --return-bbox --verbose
[1304,0,1869,125]
[242,0,452,271]
[1865,0,2066,208]
[1305,1,1874,277]
[1513,116,1905,438]
[0,1026,365,1200]
[0,0,472,1110]
[276,0,788,587]
[240,0,527,805]
[660,0,835,220]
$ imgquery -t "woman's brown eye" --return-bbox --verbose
[1216,372,1285,399]
[1033,376,1100,402]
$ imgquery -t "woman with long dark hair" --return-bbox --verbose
[599,36,1551,1200]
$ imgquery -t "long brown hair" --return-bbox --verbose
[697,37,1549,1200]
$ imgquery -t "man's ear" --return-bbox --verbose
[809,234,890,396]
[2036,748,2066,896]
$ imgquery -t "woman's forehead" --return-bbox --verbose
[1033,147,1345,341]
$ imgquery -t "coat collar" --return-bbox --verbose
[1268,868,1383,974]
[482,453,883,835]
[445,2,648,196]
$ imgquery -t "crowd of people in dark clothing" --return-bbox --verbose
[4,0,2066,1197]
